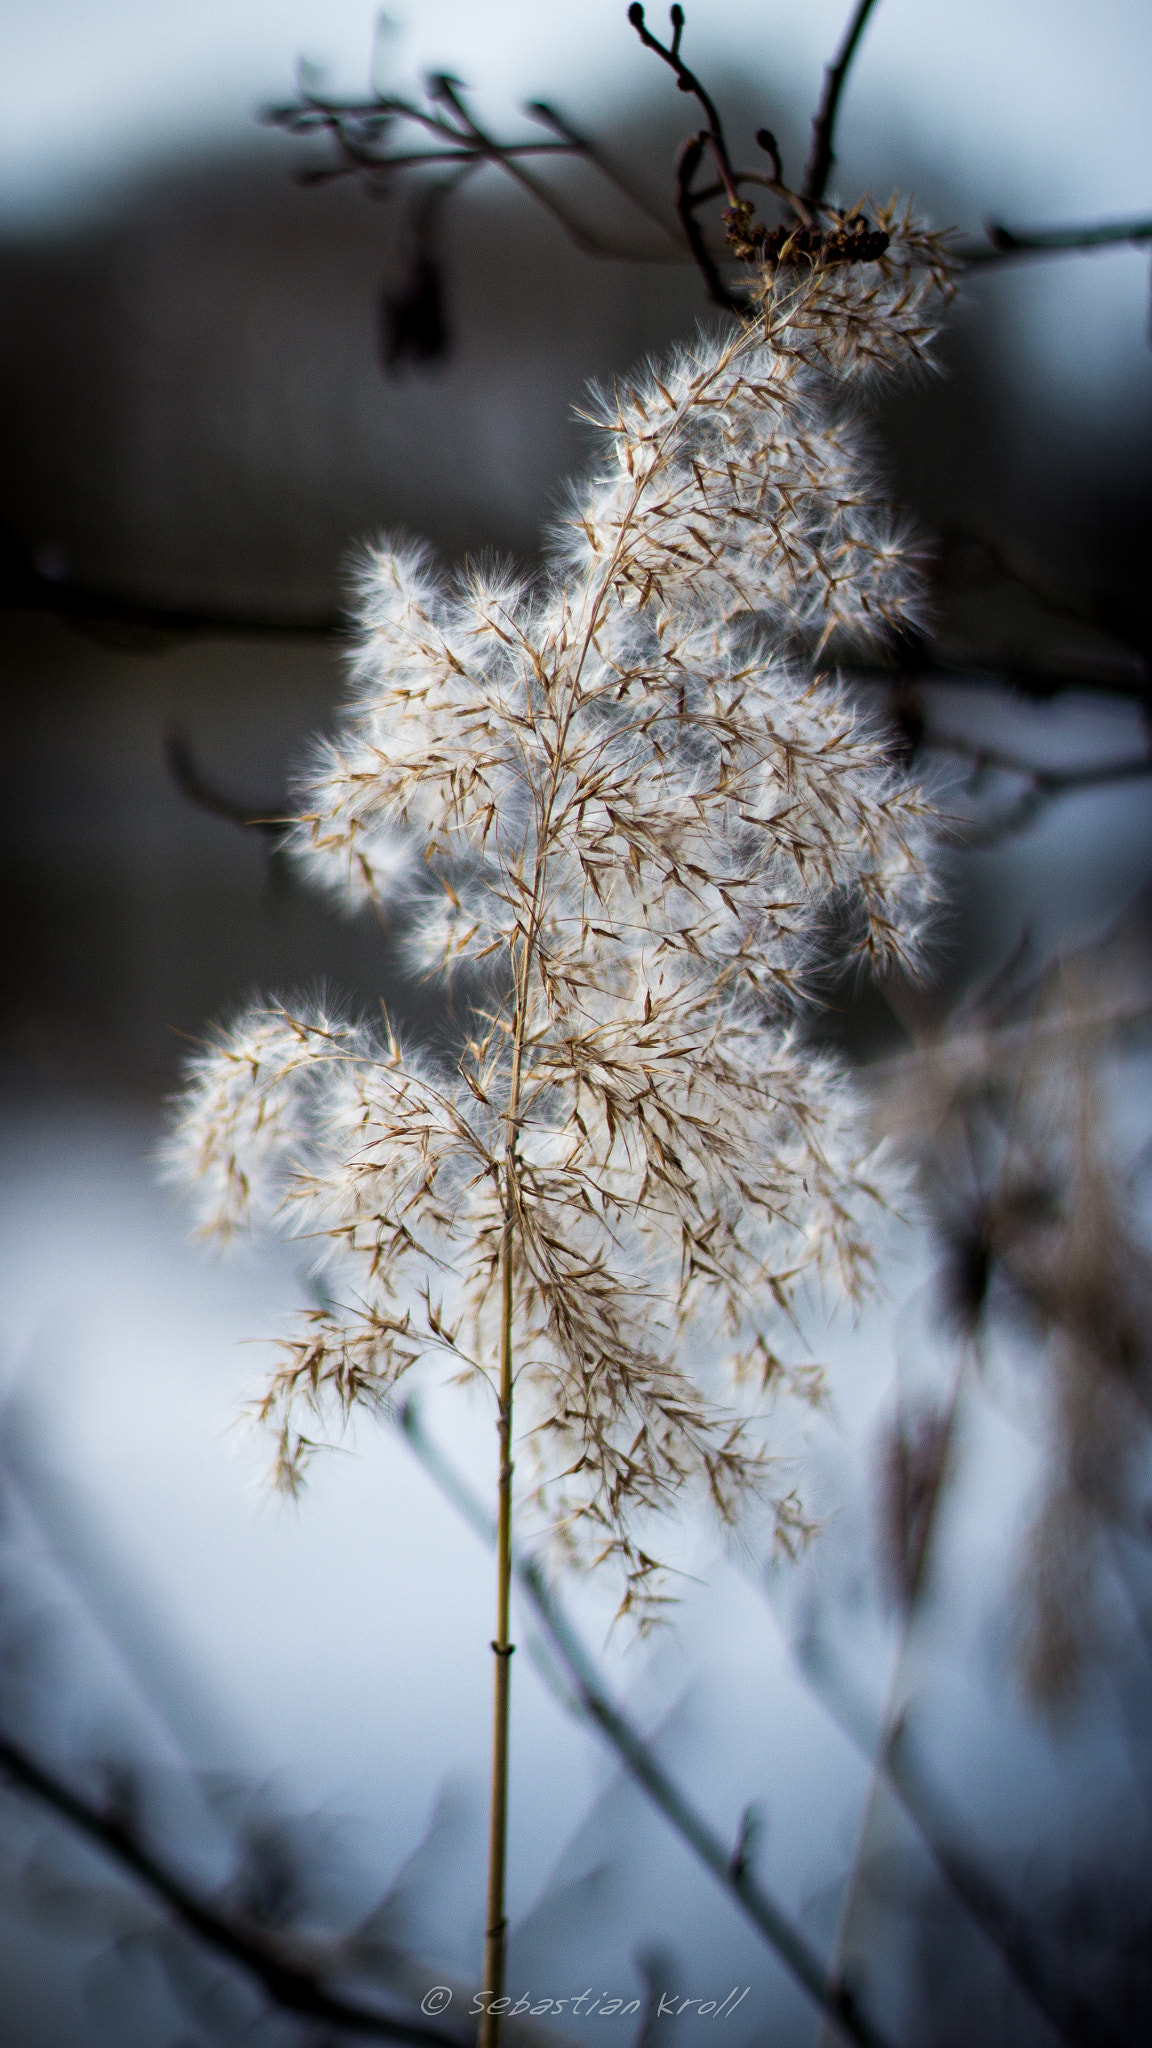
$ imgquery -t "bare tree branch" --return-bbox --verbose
[802,0,883,208]
[0,1730,470,2047]
[960,213,1152,265]
[791,1637,1125,2048]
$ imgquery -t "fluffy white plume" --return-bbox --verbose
[169,228,948,1619]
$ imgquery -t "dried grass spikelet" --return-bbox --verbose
[166,222,946,1622]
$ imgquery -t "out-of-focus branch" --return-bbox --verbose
[933,529,1152,683]
[959,213,1152,265]
[802,0,882,208]
[156,684,1152,858]
[9,559,1149,716]
[423,74,621,260]
[264,7,1152,352]
[394,1398,894,2048]
[266,70,668,265]
[884,1723,1129,2048]
[850,638,1151,709]
[920,726,1152,849]
[0,1730,469,2047]
[523,100,684,247]
[0,539,341,644]
[791,1637,1125,2048]
[165,730,287,837]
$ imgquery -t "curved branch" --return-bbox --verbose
[0,1731,469,2047]
[626,4,736,201]
[164,730,287,836]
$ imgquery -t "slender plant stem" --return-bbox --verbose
[473,321,805,2042]
[813,1346,969,2048]
[396,1400,894,2048]
[479,1214,517,2046]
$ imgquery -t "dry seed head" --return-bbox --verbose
[167,230,947,1619]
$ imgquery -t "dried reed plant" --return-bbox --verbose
[167,214,946,2033]
[876,958,1152,1711]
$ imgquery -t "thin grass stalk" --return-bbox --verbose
[480,1211,516,2046]
[396,1399,896,2048]
[814,1345,969,2048]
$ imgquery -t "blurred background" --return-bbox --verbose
[1,3,1151,2043]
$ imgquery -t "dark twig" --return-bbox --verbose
[935,527,1152,678]
[395,1398,894,2048]
[523,101,685,248]
[164,730,287,838]
[0,1730,469,2046]
[265,11,1152,342]
[886,1722,1130,2048]
[0,538,342,645]
[626,5,739,205]
[960,213,1152,265]
[627,4,768,310]
[266,81,574,185]
[269,73,655,262]
[802,0,883,208]
[920,726,1152,846]
[158,677,1152,862]
[629,5,893,291]
[425,74,620,258]
[673,132,743,310]
[791,1638,1121,2048]
[9,553,1152,714]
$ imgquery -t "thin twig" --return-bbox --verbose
[960,213,1152,264]
[264,13,1152,322]
[812,1348,968,2048]
[164,730,287,837]
[919,726,1152,847]
[425,75,625,259]
[395,1399,895,2048]
[626,5,739,205]
[887,1723,1130,2048]
[792,1644,1122,2048]
[802,0,883,208]
[674,132,743,310]
[523,101,686,248]
[0,1731,469,2047]
[626,4,757,309]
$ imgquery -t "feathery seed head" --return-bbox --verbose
[169,227,946,1619]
